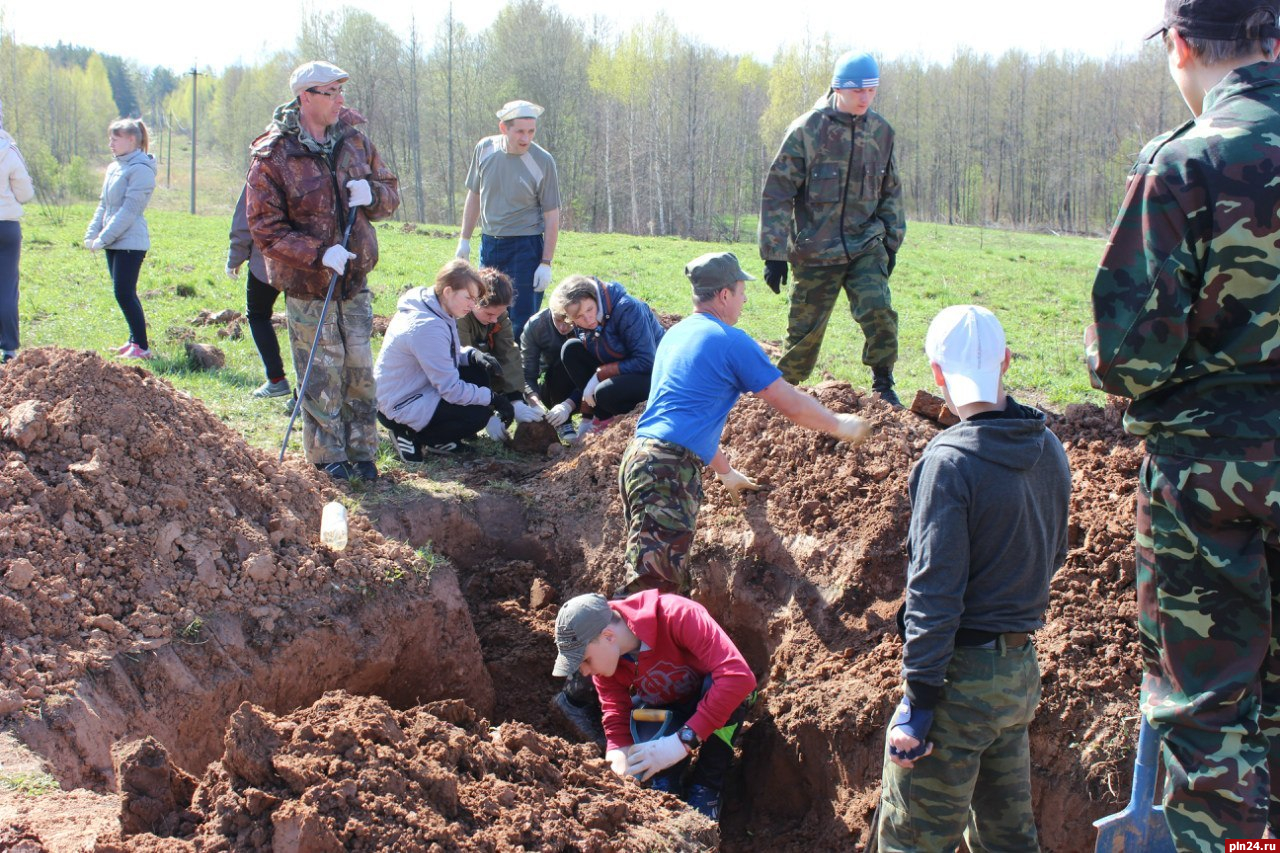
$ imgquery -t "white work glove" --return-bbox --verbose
[545,400,574,427]
[346,179,372,208]
[533,263,553,293]
[511,401,543,423]
[605,748,629,778]
[85,238,103,251]
[455,237,471,260]
[485,414,509,443]
[716,466,763,505]
[582,374,601,408]
[832,413,872,447]
[225,264,241,280]
[322,244,357,274]
[625,733,689,782]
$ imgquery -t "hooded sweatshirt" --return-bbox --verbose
[85,148,156,251]
[594,589,757,751]
[0,132,34,221]
[900,398,1071,707]
[374,287,493,431]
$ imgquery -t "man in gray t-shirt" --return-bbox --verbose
[456,99,561,340]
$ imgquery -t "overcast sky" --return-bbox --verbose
[9,1,1160,72]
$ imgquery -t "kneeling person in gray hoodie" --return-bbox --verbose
[876,305,1071,852]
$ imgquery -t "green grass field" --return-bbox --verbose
[15,199,1108,456]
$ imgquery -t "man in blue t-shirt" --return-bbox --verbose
[618,251,873,596]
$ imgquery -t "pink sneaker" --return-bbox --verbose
[574,416,614,443]
[118,343,154,360]
[113,342,133,354]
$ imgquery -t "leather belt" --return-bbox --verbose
[957,631,1031,650]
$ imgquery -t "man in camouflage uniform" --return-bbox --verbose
[1086,1,1280,846]
[247,60,400,482]
[878,306,1070,851]
[759,50,905,405]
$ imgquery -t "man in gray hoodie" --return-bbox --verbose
[875,305,1071,852]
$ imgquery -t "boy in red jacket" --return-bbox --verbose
[552,590,757,820]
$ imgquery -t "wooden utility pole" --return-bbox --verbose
[188,66,202,214]
[166,112,173,189]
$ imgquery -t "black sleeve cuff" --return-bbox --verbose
[904,679,942,710]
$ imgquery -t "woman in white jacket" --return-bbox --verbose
[0,99,35,363]
[374,259,513,459]
[84,118,156,360]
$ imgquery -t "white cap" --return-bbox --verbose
[924,305,1007,408]
[289,61,349,96]
[496,100,544,122]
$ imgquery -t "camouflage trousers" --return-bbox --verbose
[617,438,703,596]
[877,642,1041,852]
[285,290,378,465]
[1136,453,1280,850]
[777,242,898,385]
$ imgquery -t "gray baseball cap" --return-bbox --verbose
[685,251,755,291]
[552,593,614,677]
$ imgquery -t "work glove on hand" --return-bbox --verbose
[625,733,689,782]
[763,260,789,294]
[85,238,103,251]
[512,400,543,423]
[472,351,503,382]
[606,748,630,778]
[345,179,372,208]
[832,413,872,447]
[582,374,601,409]
[533,263,553,293]
[225,264,241,280]
[886,249,897,277]
[716,467,763,505]
[491,393,515,424]
[322,244,356,274]
[455,237,471,260]
[545,400,575,427]
[484,414,509,443]
[887,696,934,766]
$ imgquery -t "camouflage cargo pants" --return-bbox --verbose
[617,437,703,596]
[1136,453,1280,850]
[877,642,1041,852]
[285,290,378,466]
[777,242,898,385]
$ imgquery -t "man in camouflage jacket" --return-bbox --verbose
[247,60,400,482]
[1086,1,1280,845]
[759,51,905,404]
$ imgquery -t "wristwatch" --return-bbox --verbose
[677,725,700,751]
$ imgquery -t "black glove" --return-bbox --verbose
[886,249,897,277]
[473,351,503,381]
[491,393,515,424]
[763,260,789,294]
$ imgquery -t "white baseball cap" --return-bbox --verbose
[924,305,1007,408]
[496,100,544,122]
[289,61,349,96]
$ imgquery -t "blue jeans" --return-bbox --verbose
[480,233,543,340]
[0,220,20,354]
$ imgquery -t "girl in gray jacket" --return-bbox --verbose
[0,99,34,363]
[84,118,156,359]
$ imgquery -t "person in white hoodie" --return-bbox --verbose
[83,118,157,360]
[374,259,514,460]
[0,99,35,363]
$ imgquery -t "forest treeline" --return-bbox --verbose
[0,1,1180,237]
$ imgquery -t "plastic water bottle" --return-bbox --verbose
[320,501,348,551]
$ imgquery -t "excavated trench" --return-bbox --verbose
[1,350,1149,851]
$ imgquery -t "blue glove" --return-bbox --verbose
[888,696,933,762]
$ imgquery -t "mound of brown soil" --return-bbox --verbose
[95,691,716,852]
[0,348,424,716]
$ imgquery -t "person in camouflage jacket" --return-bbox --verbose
[1085,2,1280,846]
[247,60,400,482]
[759,51,905,403]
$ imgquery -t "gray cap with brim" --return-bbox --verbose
[289,60,349,96]
[685,251,755,291]
[496,100,545,122]
[552,593,614,677]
